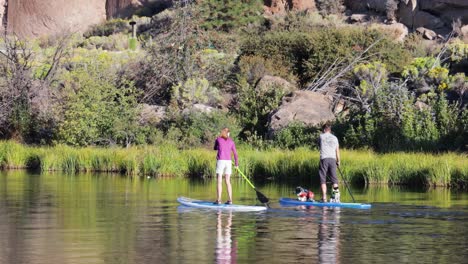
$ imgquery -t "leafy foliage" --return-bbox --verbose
[166,111,241,147]
[57,52,142,147]
[234,77,286,140]
[171,77,221,108]
[198,0,264,31]
[84,19,130,38]
[273,122,319,149]
[241,28,411,86]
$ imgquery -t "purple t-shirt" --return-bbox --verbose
[214,137,238,166]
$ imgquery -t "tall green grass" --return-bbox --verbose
[0,141,466,187]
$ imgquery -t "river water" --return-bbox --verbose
[0,171,467,264]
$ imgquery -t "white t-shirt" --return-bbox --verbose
[319,132,339,160]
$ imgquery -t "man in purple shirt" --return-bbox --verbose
[213,127,239,205]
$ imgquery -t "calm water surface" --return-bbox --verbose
[1,171,467,264]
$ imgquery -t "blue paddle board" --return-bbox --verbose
[279,197,371,209]
[177,197,267,212]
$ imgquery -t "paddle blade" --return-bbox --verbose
[255,189,269,204]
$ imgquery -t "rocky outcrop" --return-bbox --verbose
[416,27,438,39]
[345,0,468,31]
[397,0,446,29]
[0,0,5,29]
[264,0,316,15]
[268,90,335,134]
[419,0,468,26]
[139,104,166,125]
[6,0,106,38]
[4,0,170,38]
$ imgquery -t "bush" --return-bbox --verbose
[166,111,241,147]
[171,77,222,108]
[84,19,130,38]
[57,51,143,147]
[234,77,286,140]
[238,55,296,84]
[273,122,319,149]
[198,0,264,31]
[241,27,411,87]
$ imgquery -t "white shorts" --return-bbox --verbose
[216,160,232,175]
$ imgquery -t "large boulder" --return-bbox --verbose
[7,0,107,38]
[139,104,166,125]
[5,0,170,38]
[182,103,215,116]
[264,0,316,15]
[398,1,446,29]
[268,91,335,134]
[345,0,467,30]
[0,0,5,25]
[416,27,438,39]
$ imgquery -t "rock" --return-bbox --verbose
[0,0,5,26]
[182,104,215,116]
[7,0,106,38]
[378,22,409,42]
[398,6,445,29]
[416,27,437,40]
[268,91,335,135]
[345,0,468,31]
[107,0,173,18]
[264,0,316,15]
[420,0,468,11]
[414,101,430,111]
[5,0,170,38]
[139,104,166,125]
[256,75,296,95]
[350,14,368,23]
[461,25,468,37]
[408,1,468,27]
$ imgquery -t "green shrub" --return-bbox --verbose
[171,78,221,108]
[273,122,319,149]
[238,55,296,84]
[84,19,130,38]
[241,28,411,86]
[234,77,286,139]
[167,111,241,147]
[57,51,142,147]
[198,0,264,31]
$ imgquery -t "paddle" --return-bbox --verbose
[234,166,270,205]
[338,166,356,203]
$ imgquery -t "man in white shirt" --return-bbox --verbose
[318,123,340,202]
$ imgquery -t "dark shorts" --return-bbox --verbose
[319,158,338,184]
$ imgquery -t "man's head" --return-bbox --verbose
[322,123,332,133]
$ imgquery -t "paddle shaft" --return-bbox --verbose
[233,165,269,205]
[338,166,356,203]
[235,166,256,189]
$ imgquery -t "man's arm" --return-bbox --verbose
[336,145,341,167]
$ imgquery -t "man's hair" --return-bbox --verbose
[322,123,331,131]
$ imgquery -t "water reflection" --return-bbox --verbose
[318,207,341,264]
[1,172,467,264]
[215,211,237,264]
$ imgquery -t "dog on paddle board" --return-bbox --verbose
[295,186,315,202]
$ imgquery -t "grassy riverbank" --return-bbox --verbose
[0,141,466,188]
